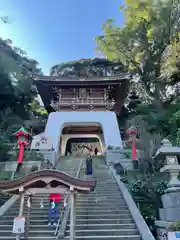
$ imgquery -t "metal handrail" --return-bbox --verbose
[54,158,84,237]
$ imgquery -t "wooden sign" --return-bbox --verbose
[13,216,25,234]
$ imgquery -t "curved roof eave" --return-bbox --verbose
[0,169,96,194]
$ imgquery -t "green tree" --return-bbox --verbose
[96,0,180,112]
[0,34,46,149]
[50,58,124,77]
[121,169,167,228]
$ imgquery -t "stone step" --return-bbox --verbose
[12,204,129,211]
[75,214,132,220]
[91,187,119,190]
[0,237,57,240]
[0,236,140,240]
[0,218,135,225]
[13,200,63,204]
[75,209,129,214]
[92,186,118,188]
[65,229,139,236]
[76,198,124,202]
[85,189,120,192]
[0,230,52,237]
[1,215,51,220]
[76,198,125,202]
[12,230,55,237]
[0,219,51,224]
[8,208,129,215]
[3,213,131,220]
[76,206,129,210]
[64,236,141,240]
[94,181,116,183]
[6,209,62,214]
[66,223,136,230]
[75,203,127,207]
[0,224,57,230]
[75,200,126,204]
[77,194,122,198]
[8,205,128,211]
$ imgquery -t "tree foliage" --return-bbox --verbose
[121,170,167,222]
[94,0,180,147]
[0,24,47,160]
[50,58,125,77]
[96,0,180,111]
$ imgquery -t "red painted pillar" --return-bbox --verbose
[126,127,137,162]
[131,140,137,161]
[17,142,25,164]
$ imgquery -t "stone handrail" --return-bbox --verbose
[0,194,20,216]
[56,158,84,238]
[108,165,155,240]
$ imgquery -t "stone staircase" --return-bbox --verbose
[55,156,83,175]
[63,156,141,240]
[0,194,11,207]
[0,194,64,239]
[106,150,133,170]
[38,149,57,166]
[0,156,153,240]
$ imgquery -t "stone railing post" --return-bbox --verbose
[15,187,25,240]
[70,186,76,240]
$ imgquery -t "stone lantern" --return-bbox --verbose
[154,139,180,192]
[154,139,180,238]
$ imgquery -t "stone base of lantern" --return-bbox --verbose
[155,191,180,239]
[155,220,173,240]
[161,165,180,193]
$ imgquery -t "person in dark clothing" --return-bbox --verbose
[94,148,98,156]
[86,154,93,175]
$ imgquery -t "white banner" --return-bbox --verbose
[31,133,52,150]
[168,232,180,239]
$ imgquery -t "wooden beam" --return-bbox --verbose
[25,188,69,195]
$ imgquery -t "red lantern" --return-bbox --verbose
[126,127,137,161]
[13,127,31,164]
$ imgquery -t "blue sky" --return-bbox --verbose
[0,0,123,74]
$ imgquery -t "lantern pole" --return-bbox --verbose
[126,126,138,169]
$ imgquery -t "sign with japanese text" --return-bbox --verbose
[13,217,25,234]
[31,133,52,150]
[168,232,180,239]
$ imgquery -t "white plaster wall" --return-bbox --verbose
[45,111,122,152]
[61,134,104,156]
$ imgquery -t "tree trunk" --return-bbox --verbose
[153,86,165,115]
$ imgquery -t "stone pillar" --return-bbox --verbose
[154,139,180,239]
[19,193,25,216]
[25,195,32,239]
[70,186,76,240]
[16,187,25,240]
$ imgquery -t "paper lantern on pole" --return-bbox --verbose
[13,127,31,164]
[126,126,137,161]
